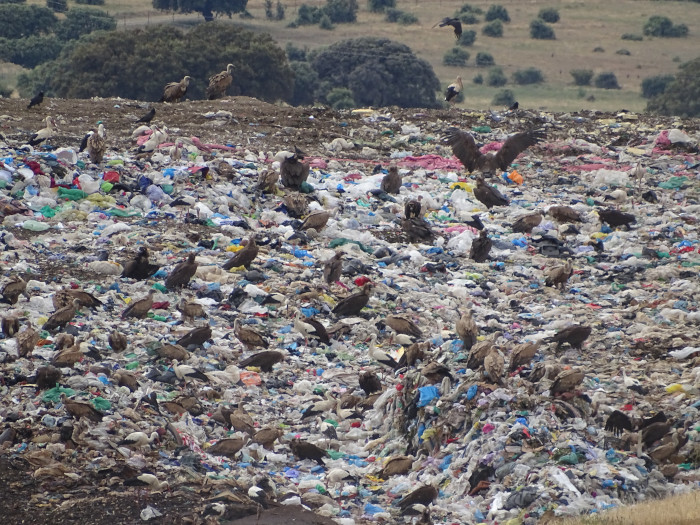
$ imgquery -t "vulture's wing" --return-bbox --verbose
[604,410,633,436]
[79,131,92,153]
[444,130,481,172]
[494,129,545,171]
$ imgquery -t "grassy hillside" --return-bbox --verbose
[16,0,700,112]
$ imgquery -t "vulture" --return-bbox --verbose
[404,198,422,219]
[289,438,328,465]
[113,370,138,391]
[508,341,539,372]
[298,210,331,231]
[397,485,438,512]
[604,410,667,438]
[60,393,103,423]
[35,365,62,390]
[155,343,189,361]
[466,334,500,370]
[1,315,19,337]
[1,275,28,305]
[121,247,159,280]
[470,229,492,263]
[206,63,235,100]
[136,107,156,124]
[445,76,463,103]
[399,341,430,368]
[359,370,382,395]
[385,315,422,338]
[109,329,127,352]
[223,237,258,270]
[257,169,279,193]
[284,192,308,218]
[53,288,102,310]
[332,283,373,317]
[550,368,585,395]
[483,348,505,385]
[27,91,44,109]
[238,350,284,372]
[548,205,581,223]
[377,456,413,479]
[455,309,478,351]
[598,208,636,229]
[323,251,343,285]
[28,116,57,147]
[380,166,402,194]
[421,361,453,384]
[16,322,39,358]
[545,260,574,290]
[445,128,545,175]
[43,299,80,332]
[253,428,283,450]
[512,211,543,233]
[177,297,207,322]
[121,289,156,319]
[402,217,436,243]
[435,17,462,40]
[85,122,107,164]
[161,75,191,103]
[207,437,248,458]
[233,319,268,350]
[165,253,198,289]
[509,101,519,111]
[280,147,310,189]
[52,339,84,367]
[473,176,509,209]
[176,325,212,348]
[549,324,592,350]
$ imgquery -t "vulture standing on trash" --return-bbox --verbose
[550,368,585,395]
[402,217,436,243]
[1,275,27,305]
[549,324,592,350]
[53,288,102,310]
[257,169,279,193]
[207,437,248,457]
[445,76,463,103]
[445,128,545,175]
[280,147,310,189]
[109,329,127,352]
[455,309,478,351]
[121,246,160,280]
[598,208,636,229]
[380,166,402,194]
[176,325,212,348]
[121,289,156,319]
[473,176,509,209]
[470,229,492,263]
[233,319,268,350]
[397,485,439,513]
[84,122,107,164]
[435,17,462,40]
[161,75,191,102]
[289,438,328,465]
[1,315,19,337]
[545,260,574,290]
[16,322,39,358]
[404,198,423,220]
[27,91,44,109]
[206,64,235,100]
[332,283,373,317]
[508,341,539,372]
[223,237,259,270]
[177,296,207,322]
[43,299,81,332]
[35,365,62,390]
[299,210,331,232]
[323,251,343,285]
[284,193,308,218]
[238,350,284,372]
[378,456,413,479]
[60,394,103,423]
[385,315,422,338]
[548,205,581,223]
[512,211,544,234]
[28,116,57,147]
[165,253,198,289]
[359,370,382,395]
[483,348,505,385]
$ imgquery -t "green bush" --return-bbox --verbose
[152,0,248,21]
[324,0,358,23]
[296,4,322,24]
[55,8,116,41]
[641,74,674,98]
[512,67,544,85]
[475,51,494,66]
[0,81,12,97]
[326,87,355,109]
[593,46,605,52]
[492,88,515,106]
[647,57,700,117]
[538,7,559,23]
[594,72,620,89]
[570,69,593,85]
[482,20,503,37]
[289,60,318,105]
[443,47,470,67]
[397,12,417,25]
[0,5,57,38]
[286,42,307,61]
[458,29,476,46]
[384,7,401,22]
[616,48,631,55]
[47,0,67,13]
[319,13,333,29]
[643,16,688,38]
[485,4,509,22]
[368,0,394,13]
[457,3,482,14]
[0,34,62,68]
[621,33,643,41]
[458,12,479,24]
[487,67,507,87]
[530,18,555,39]
[75,0,105,4]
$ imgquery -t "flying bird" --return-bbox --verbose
[280,147,310,190]
[445,128,545,175]
[135,107,155,123]
[161,75,191,102]
[27,91,44,109]
[435,17,462,40]
[28,116,57,147]
[445,76,463,103]
[206,63,235,100]
[380,166,402,194]
[473,176,509,209]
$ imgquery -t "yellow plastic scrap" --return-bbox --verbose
[226,245,244,253]
[450,182,473,191]
[625,147,646,156]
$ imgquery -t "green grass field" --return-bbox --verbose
[15,0,700,111]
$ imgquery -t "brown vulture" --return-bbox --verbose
[206,64,235,100]
[161,75,191,103]
[445,76,463,103]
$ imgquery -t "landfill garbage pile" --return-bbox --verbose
[1,96,699,525]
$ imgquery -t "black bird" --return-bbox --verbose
[598,208,636,230]
[176,325,212,348]
[470,229,492,263]
[289,438,328,465]
[604,410,667,437]
[404,199,422,219]
[280,146,310,190]
[473,176,509,209]
[359,370,382,395]
[549,324,592,350]
[397,485,439,512]
[508,101,519,111]
[27,91,44,110]
[465,214,485,231]
[332,283,373,317]
[136,107,156,124]
[402,217,436,243]
[121,247,160,280]
[435,17,462,40]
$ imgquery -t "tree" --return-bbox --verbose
[319,13,333,29]
[641,74,674,98]
[0,35,63,68]
[76,0,105,5]
[311,37,440,108]
[326,87,354,109]
[296,4,322,24]
[443,47,469,67]
[492,88,515,106]
[570,69,593,86]
[643,16,688,38]
[286,42,307,61]
[530,18,555,39]
[475,51,494,66]
[276,1,284,19]
[486,67,506,87]
[55,8,116,41]
[47,0,67,13]
[152,0,248,22]
[538,8,559,23]
[324,0,358,23]
[289,60,318,105]
[485,5,509,23]
[483,20,503,37]
[397,12,417,25]
[368,0,394,13]
[647,57,700,117]
[458,29,476,46]
[0,5,57,39]
[594,72,620,89]
[265,0,273,19]
[621,33,643,41]
[512,67,544,85]
[18,23,293,102]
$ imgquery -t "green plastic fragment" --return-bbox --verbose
[658,176,687,189]
[323,418,339,427]
[657,252,670,258]
[328,238,375,254]
[107,159,124,166]
[91,397,111,411]
[125,361,140,370]
[108,208,140,217]
[558,452,579,465]
[299,181,314,194]
[151,315,167,322]
[153,283,168,293]
[42,386,76,403]
[326,450,344,460]
[101,182,113,193]
[472,126,491,133]
[161,184,174,194]
[57,187,87,201]
[40,206,56,218]
[586,197,595,206]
